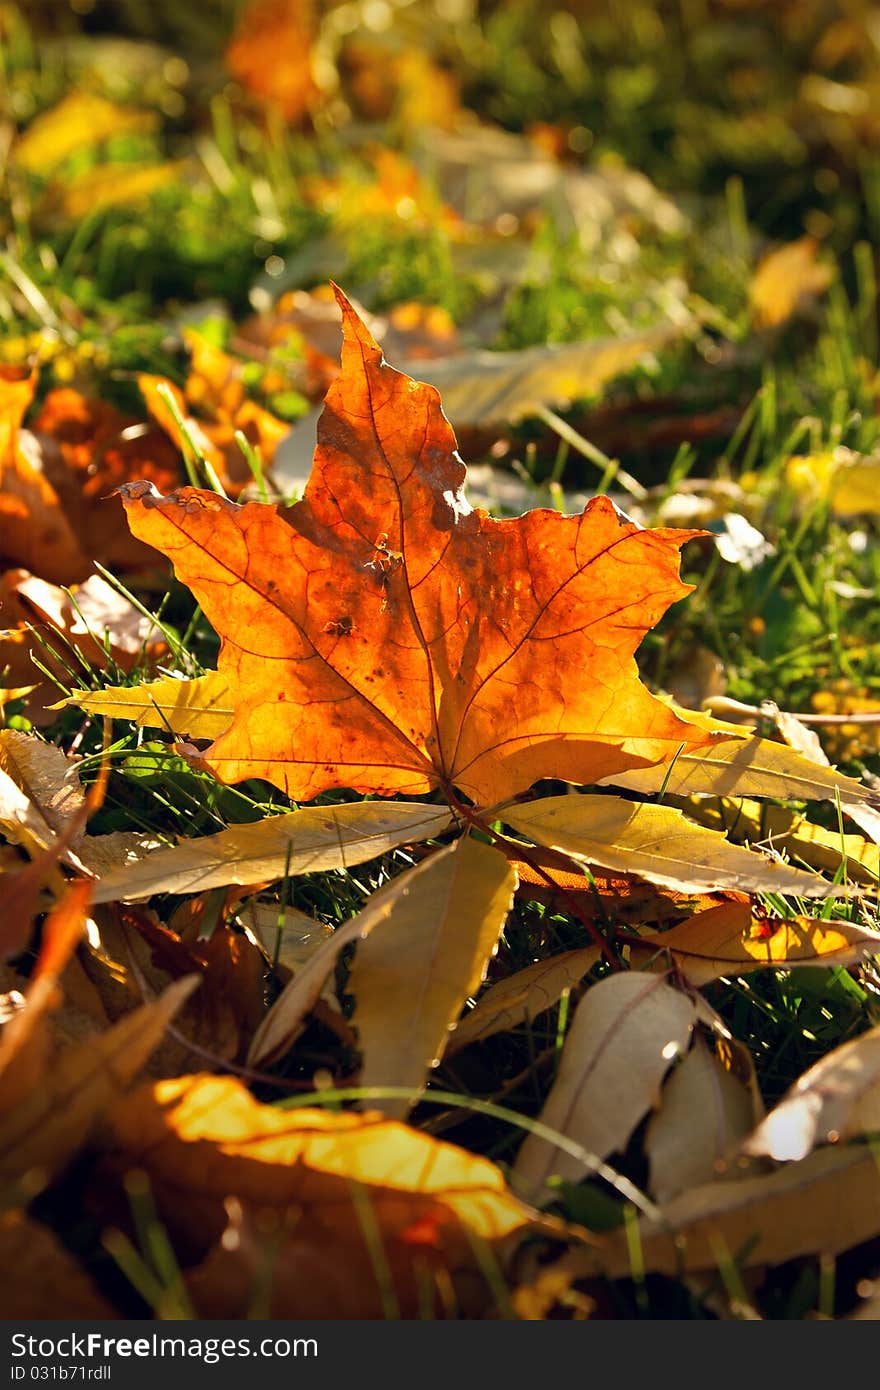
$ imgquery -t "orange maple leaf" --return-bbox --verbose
[139,332,289,492]
[119,288,716,808]
[0,369,89,583]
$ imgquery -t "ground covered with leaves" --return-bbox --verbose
[2,0,880,1322]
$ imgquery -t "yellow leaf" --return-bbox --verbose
[749,236,834,329]
[51,161,186,221]
[743,1021,880,1162]
[603,719,874,810]
[513,974,696,1202]
[594,1144,880,1277]
[630,902,879,987]
[406,327,679,428]
[505,794,840,898]
[14,93,157,173]
[103,1072,546,1319]
[786,448,880,519]
[448,948,601,1053]
[0,975,198,1185]
[680,797,878,886]
[645,1034,760,1204]
[247,842,474,1067]
[350,838,517,1116]
[67,671,234,741]
[91,801,452,904]
[235,898,333,975]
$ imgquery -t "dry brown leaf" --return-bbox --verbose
[679,797,878,886]
[448,948,601,1053]
[401,328,681,429]
[0,974,198,1185]
[91,801,452,904]
[505,794,841,897]
[603,720,876,811]
[0,729,83,836]
[594,1144,880,1277]
[349,837,517,1116]
[0,880,94,1116]
[247,842,472,1067]
[235,898,333,976]
[100,1072,546,1319]
[743,1020,880,1162]
[513,973,697,1203]
[0,569,165,723]
[645,1034,760,1204]
[0,1210,116,1318]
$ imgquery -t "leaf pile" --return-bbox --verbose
[1,286,879,1320]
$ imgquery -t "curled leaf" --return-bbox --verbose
[513,973,697,1203]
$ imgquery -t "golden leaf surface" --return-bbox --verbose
[102,1072,545,1319]
[119,288,715,806]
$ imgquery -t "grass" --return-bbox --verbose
[2,0,880,1320]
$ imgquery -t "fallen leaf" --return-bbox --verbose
[13,91,157,173]
[0,975,198,1185]
[67,670,234,740]
[645,1034,759,1203]
[786,446,880,520]
[513,973,697,1202]
[0,729,83,836]
[750,236,834,329]
[0,370,89,583]
[349,837,517,1116]
[91,801,452,903]
[594,1144,880,1277]
[47,160,186,222]
[100,1072,545,1319]
[1,568,165,723]
[226,0,318,123]
[415,123,688,240]
[0,881,93,1117]
[0,760,58,855]
[742,1020,880,1162]
[603,718,876,811]
[448,948,601,1053]
[504,794,841,897]
[679,797,878,886]
[140,333,291,493]
[133,915,267,1065]
[32,385,181,571]
[0,1210,116,1318]
[628,902,880,987]
[234,898,333,976]
[248,842,475,1066]
[400,328,681,430]
[118,287,715,807]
